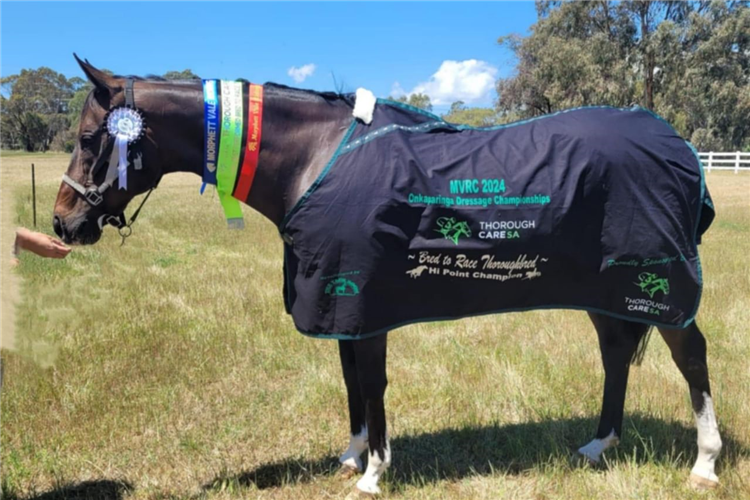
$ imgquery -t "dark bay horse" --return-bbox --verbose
[53,57,722,495]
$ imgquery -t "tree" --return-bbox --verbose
[0,95,19,149]
[496,1,750,150]
[673,1,750,150]
[67,84,92,128]
[0,66,205,151]
[389,93,433,112]
[442,101,500,127]
[1,67,76,151]
[162,69,200,80]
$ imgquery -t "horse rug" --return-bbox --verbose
[279,103,715,339]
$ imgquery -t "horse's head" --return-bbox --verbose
[53,56,195,244]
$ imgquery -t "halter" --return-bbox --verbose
[62,79,157,244]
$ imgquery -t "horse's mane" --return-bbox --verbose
[113,74,170,82]
[264,82,355,108]
[111,74,355,107]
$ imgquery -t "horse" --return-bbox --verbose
[53,56,722,496]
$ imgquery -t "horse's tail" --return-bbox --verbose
[630,325,654,366]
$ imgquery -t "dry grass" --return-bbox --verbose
[1,152,749,500]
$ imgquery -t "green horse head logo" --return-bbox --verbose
[325,278,360,297]
[634,272,670,298]
[435,217,472,245]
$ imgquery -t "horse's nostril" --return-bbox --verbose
[53,215,63,238]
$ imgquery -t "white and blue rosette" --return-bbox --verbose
[106,107,144,190]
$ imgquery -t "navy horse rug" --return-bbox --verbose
[279,102,715,339]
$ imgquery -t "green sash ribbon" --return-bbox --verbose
[217,81,245,229]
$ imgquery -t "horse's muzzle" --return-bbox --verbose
[53,213,102,245]
[52,214,64,239]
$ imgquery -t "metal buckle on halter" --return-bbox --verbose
[105,214,125,228]
[97,213,126,230]
[84,189,103,206]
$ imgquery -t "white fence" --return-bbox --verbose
[699,151,750,173]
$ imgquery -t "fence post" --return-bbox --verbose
[736,151,740,174]
[31,163,37,227]
[707,151,712,173]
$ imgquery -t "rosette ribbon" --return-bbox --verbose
[106,107,144,190]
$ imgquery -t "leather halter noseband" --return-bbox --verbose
[62,79,156,240]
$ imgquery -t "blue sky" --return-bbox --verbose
[1,2,537,112]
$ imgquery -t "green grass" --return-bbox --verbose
[1,152,749,500]
[0,150,67,158]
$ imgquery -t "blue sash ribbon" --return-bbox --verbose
[202,79,220,193]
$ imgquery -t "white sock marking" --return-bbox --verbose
[356,441,391,495]
[339,426,368,471]
[578,429,619,463]
[691,392,722,483]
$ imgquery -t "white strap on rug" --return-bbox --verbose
[353,88,376,125]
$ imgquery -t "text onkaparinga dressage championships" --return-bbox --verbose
[408,192,551,208]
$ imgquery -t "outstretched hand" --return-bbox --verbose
[15,228,71,259]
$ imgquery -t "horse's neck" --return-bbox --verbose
[248,87,353,226]
[166,84,353,228]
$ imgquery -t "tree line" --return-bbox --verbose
[400,1,749,151]
[2,1,748,152]
[0,68,199,152]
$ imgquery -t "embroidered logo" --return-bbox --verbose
[634,272,670,298]
[325,278,360,297]
[434,217,471,245]
[406,265,429,279]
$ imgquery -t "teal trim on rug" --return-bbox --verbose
[453,104,630,131]
[376,98,444,121]
[279,119,357,233]
[339,120,448,155]
[338,104,648,157]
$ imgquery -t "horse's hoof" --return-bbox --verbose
[337,464,361,479]
[345,488,378,499]
[579,454,598,466]
[689,473,719,490]
[576,449,601,467]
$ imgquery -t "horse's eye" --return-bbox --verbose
[80,135,94,149]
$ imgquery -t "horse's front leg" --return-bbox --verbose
[658,322,722,489]
[352,333,390,496]
[338,339,368,474]
[579,313,649,462]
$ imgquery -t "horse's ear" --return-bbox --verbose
[74,53,117,96]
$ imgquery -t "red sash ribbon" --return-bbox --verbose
[234,83,263,202]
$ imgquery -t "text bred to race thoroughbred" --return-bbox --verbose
[54,57,721,495]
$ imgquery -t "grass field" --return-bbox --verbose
[1,152,749,500]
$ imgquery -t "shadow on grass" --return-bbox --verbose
[203,413,747,492]
[3,480,132,500]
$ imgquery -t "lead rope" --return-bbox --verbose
[119,187,155,246]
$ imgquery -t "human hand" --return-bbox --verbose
[15,228,71,259]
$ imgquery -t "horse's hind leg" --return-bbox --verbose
[338,339,368,474]
[352,333,390,495]
[579,312,649,463]
[658,322,721,489]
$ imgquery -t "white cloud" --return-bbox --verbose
[287,63,316,84]
[390,81,406,99]
[404,59,498,106]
